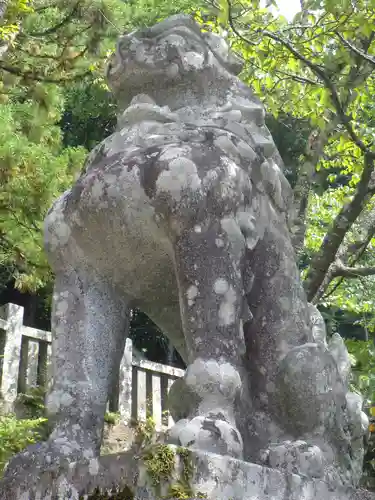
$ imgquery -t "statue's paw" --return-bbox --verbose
[166,416,243,459]
[3,438,91,478]
[262,440,326,479]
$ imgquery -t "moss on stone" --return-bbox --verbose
[143,443,176,489]
[123,418,207,499]
[142,443,207,499]
[104,412,120,426]
[80,485,134,499]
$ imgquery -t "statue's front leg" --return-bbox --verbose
[3,266,129,477]
[167,224,246,459]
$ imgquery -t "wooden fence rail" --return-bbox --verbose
[0,303,184,430]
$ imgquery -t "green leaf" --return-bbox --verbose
[218,0,229,25]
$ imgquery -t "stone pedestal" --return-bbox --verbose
[0,447,374,500]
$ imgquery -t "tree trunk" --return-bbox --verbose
[304,154,375,302]
[291,128,331,257]
[0,0,7,21]
[0,0,12,58]
[309,205,375,303]
[166,337,174,366]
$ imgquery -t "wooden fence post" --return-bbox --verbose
[0,303,185,426]
[0,304,24,410]
[118,338,133,424]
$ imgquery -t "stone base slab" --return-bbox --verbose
[0,447,374,499]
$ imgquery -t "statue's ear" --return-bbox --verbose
[202,31,244,75]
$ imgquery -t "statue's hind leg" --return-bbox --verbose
[243,222,351,483]
[243,222,313,461]
[3,261,130,476]
[167,223,247,459]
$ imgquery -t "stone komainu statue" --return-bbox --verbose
[4,14,369,487]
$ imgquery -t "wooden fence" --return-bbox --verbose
[0,303,185,430]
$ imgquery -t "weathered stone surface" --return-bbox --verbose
[0,448,374,500]
[0,303,24,409]
[1,13,368,492]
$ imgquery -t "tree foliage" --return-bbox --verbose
[207,0,375,328]
[0,0,202,291]
[0,0,126,290]
[0,0,203,368]
[0,414,47,475]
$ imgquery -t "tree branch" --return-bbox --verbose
[304,153,375,302]
[0,0,8,21]
[0,232,48,271]
[225,0,373,154]
[291,128,332,256]
[0,61,92,83]
[28,2,81,37]
[260,29,374,155]
[33,2,61,12]
[224,0,375,300]
[336,32,375,68]
[314,204,375,302]
[226,0,256,47]
[7,208,42,240]
[273,68,320,86]
[331,264,375,278]
[339,206,375,262]
[0,0,17,59]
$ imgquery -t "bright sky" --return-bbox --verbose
[267,0,301,21]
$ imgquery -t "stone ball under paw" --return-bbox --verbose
[167,416,243,459]
[268,440,326,479]
[276,343,346,434]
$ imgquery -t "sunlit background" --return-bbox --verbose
[266,0,301,20]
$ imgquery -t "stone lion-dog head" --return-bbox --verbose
[106,14,244,104]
